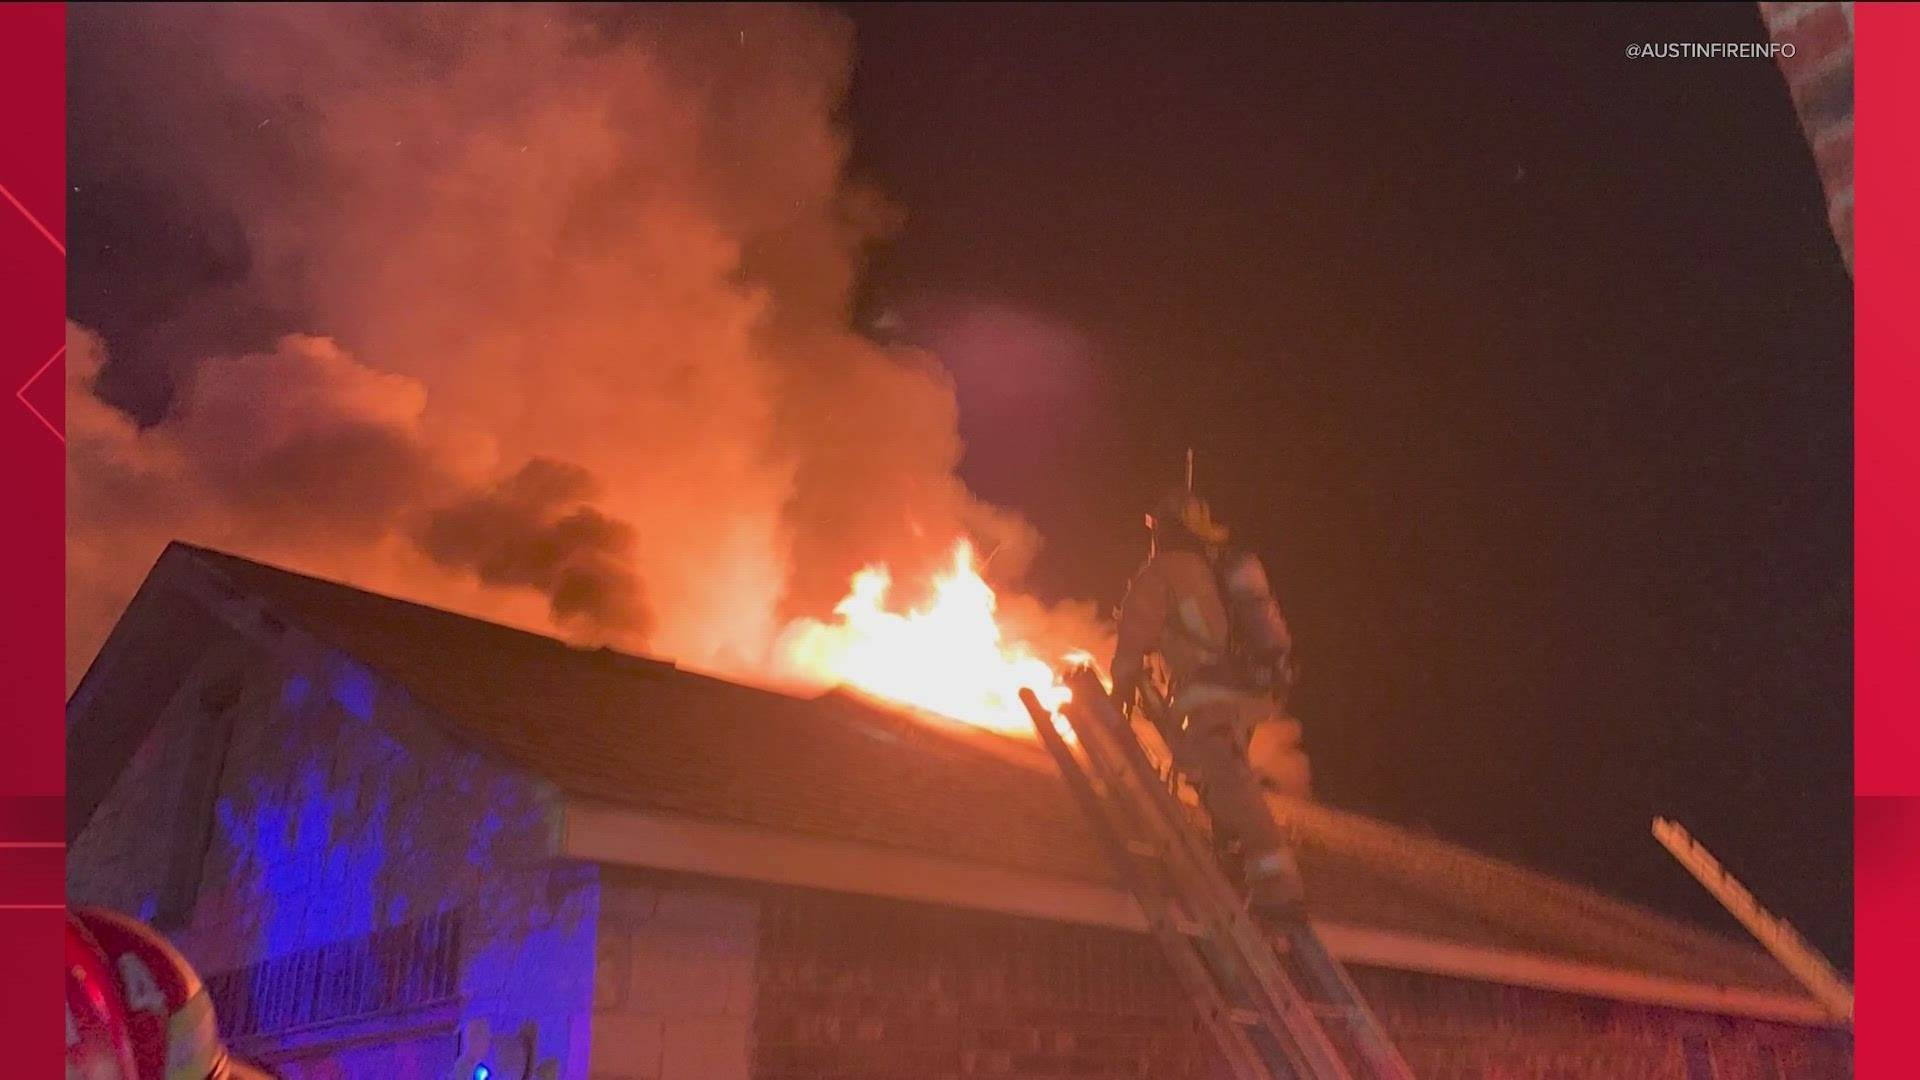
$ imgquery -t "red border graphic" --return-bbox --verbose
[0,4,64,1075]
[1854,5,1920,1075]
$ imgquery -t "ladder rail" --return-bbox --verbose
[1058,675,1360,1080]
[1022,691,1285,1080]
[1031,689,1337,1079]
[1085,681,1298,946]
[1029,669,1422,1080]
[1282,925,1417,1080]
[1093,677,1417,1080]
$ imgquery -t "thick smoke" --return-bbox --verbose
[67,322,642,675]
[67,3,1104,690]
[416,460,650,639]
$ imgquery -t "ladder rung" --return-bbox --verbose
[1226,1000,1344,1028]
[1152,914,1207,938]
[1035,677,1418,1080]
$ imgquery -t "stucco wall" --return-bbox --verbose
[68,631,601,1080]
[589,871,761,1080]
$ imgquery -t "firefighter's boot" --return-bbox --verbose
[1245,846,1309,928]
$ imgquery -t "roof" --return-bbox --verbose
[157,542,1805,999]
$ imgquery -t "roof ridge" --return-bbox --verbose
[172,540,1034,743]
[176,542,864,704]
[172,541,586,654]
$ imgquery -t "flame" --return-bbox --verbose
[773,540,1088,736]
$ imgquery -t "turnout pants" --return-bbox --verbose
[1169,685,1310,919]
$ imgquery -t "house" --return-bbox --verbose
[67,543,1853,1080]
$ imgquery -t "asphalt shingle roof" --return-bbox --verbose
[175,542,1804,998]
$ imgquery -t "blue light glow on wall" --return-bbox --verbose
[328,660,377,723]
[469,809,505,867]
[216,759,386,960]
[209,659,603,1078]
[281,673,313,712]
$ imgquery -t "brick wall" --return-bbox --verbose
[740,887,1850,1080]
[1758,2,1854,270]
[68,632,602,1080]
[754,889,1212,1080]
[1358,968,1851,1080]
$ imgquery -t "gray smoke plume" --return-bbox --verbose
[416,459,650,638]
[66,324,654,677]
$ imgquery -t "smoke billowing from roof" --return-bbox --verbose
[415,459,651,639]
[66,3,1104,689]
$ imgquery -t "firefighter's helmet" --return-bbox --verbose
[1146,489,1229,545]
[67,913,140,1080]
[65,907,277,1080]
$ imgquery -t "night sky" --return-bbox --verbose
[841,3,1852,969]
[71,3,1852,971]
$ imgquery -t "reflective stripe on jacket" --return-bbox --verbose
[1111,549,1231,684]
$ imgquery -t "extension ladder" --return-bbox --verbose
[1020,668,1419,1080]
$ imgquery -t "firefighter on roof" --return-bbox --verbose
[1109,488,1311,924]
